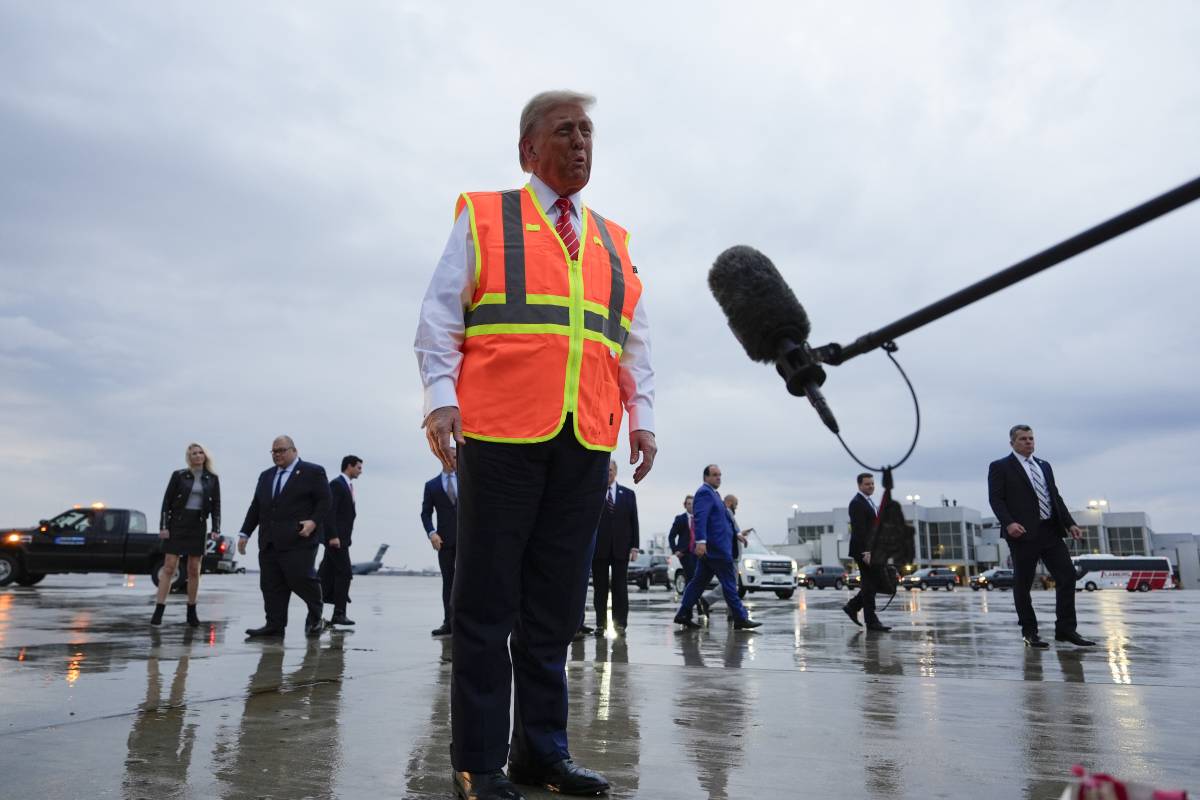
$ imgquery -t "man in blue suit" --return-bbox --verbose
[421,461,459,638]
[673,465,761,630]
[988,425,1095,649]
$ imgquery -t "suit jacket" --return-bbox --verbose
[693,483,734,560]
[988,453,1076,543]
[594,483,639,561]
[421,473,458,547]
[239,460,331,552]
[325,474,356,545]
[848,493,877,559]
[159,469,221,532]
[668,512,694,554]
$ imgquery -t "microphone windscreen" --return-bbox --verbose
[708,245,811,363]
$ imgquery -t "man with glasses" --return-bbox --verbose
[238,435,331,638]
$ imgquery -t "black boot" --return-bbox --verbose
[186,604,200,628]
[150,603,166,626]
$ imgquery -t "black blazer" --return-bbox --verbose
[421,474,457,547]
[240,460,331,551]
[988,453,1076,542]
[595,484,639,561]
[325,475,356,545]
[160,469,221,532]
[848,493,876,559]
[668,512,693,554]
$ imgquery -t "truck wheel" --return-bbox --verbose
[1084,581,1097,592]
[0,553,21,586]
[15,573,46,587]
[834,578,844,590]
[945,583,953,591]
[1136,581,1151,593]
[775,589,795,600]
[674,571,687,595]
[150,557,188,592]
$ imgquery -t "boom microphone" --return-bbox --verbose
[709,245,840,433]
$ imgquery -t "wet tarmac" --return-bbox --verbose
[1,574,1197,799]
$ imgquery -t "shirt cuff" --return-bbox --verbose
[238,533,249,539]
[423,378,460,419]
[627,402,654,434]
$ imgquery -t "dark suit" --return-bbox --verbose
[987,452,1079,635]
[421,473,458,628]
[668,512,696,582]
[676,483,748,622]
[319,474,355,616]
[591,483,639,629]
[845,492,882,625]
[240,459,331,630]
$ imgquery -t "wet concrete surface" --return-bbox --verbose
[1,574,1197,799]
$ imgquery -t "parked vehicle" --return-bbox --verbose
[736,534,798,599]
[970,568,1014,591]
[1,506,237,589]
[901,567,958,591]
[797,564,848,590]
[1072,555,1173,592]
[627,553,671,591]
[846,571,862,589]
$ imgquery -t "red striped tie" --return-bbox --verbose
[554,197,579,260]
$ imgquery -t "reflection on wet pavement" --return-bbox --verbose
[1,575,1198,798]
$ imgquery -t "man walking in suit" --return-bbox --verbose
[673,465,760,631]
[988,425,1095,649]
[415,90,656,800]
[238,436,331,638]
[590,460,640,635]
[321,455,361,627]
[842,473,891,632]
[421,461,458,638]
[667,495,695,584]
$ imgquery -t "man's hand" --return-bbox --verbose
[237,537,247,555]
[328,537,341,549]
[629,429,657,484]
[1068,525,1084,541]
[629,548,639,562]
[695,542,707,558]
[1007,522,1026,539]
[862,552,872,565]
[737,532,749,545]
[430,533,443,551]
[159,529,169,540]
[674,551,684,559]
[424,406,465,473]
[298,520,316,538]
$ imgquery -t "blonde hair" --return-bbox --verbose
[518,90,596,171]
[185,442,216,475]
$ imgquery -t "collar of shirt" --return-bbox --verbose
[442,471,456,490]
[277,458,298,477]
[859,491,876,505]
[1013,451,1038,466]
[528,174,582,230]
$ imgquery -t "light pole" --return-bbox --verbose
[905,494,921,567]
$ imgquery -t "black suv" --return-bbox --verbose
[627,554,670,591]
[901,567,958,591]
[969,568,1014,591]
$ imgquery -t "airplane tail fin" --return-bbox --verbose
[373,544,389,563]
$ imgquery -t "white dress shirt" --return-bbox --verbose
[413,173,655,433]
[1013,451,1051,519]
[858,491,877,513]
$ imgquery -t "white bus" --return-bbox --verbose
[1071,555,1173,592]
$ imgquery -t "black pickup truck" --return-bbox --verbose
[1,506,237,589]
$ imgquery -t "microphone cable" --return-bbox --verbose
[834,340,920,480]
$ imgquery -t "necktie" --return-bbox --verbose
[347,477,355,503]
[446,475,457,506]
[554,197,579,260]
[1026,459,1052,519]
[273,469,284,498]
[606,487,615,513]
[868,496,878,517]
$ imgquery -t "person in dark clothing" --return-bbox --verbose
[667,494,696,584]
[842,473,891,632]
[589,460,640,635]
[238,435,331,639]
[421,460,458,637]
[153,442,221,627]
[321,455,362,627]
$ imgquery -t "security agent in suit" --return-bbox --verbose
[842,473,891,632]
[667,494,696,583]
[238,435,332,639]
[421,463,458,637]
[590,460,640,634]
[320,455,361,627]
[987,425,1095,649]
[673,465,760,630]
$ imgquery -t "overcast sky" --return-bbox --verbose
[2,2,1198,571]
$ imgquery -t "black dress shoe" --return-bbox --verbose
[507,758,609,796]
[329,614,355,626]
[577,624,595,635]
[245,625,284,638]
[1055,631,1096,647]
[431,623,452,637]
[673,613,701,630]
[841,604,862,627]
[453,769,526,800]
[865,621,892,632]
[1023,632,1049,648]
[304,618,324,637]
[732,617,762,630]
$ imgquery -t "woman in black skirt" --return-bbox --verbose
[153,442,221,626]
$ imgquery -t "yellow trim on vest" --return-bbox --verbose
[460,193,483,288]
[469,292,569,312]
[582,329,625,356]
[525,223,541,231]
[464,323,571,339]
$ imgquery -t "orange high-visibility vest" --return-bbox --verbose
[454,185,643,451]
